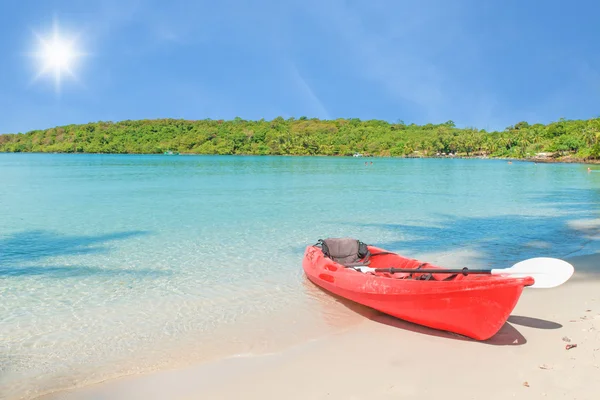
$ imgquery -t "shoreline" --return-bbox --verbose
[38,251,600,400]
[2,151,600,165]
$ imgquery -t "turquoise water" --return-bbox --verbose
[2,154,600,399]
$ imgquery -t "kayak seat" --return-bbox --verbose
[315,237,373,267]
[315,237,397,268]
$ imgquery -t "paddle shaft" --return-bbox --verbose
[370,267,491,275]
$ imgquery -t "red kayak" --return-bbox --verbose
[302,243,535,340]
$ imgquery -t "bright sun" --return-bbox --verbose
[29,18,86,93]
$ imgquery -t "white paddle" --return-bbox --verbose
[349,257,574,288]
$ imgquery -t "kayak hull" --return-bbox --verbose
[302,245,534,340]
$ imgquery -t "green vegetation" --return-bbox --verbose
[1,116,600,161]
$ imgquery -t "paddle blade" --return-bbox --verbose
[492,257,575,288]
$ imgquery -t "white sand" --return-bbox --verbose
[41,253,600,400]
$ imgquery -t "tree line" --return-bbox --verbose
[1,116,600,160]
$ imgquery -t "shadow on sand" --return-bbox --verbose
[507,315,562,330]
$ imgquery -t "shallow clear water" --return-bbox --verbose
[1,154,600,399]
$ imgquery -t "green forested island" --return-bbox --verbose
[1,116,600,161]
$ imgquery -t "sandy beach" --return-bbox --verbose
[37,252,600,400]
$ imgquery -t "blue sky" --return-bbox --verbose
[0,0,599,134]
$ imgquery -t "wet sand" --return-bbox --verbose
[40,253,600,400]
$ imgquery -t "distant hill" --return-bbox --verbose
[1,116,599,161]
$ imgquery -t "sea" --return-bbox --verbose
[1,154,600,399]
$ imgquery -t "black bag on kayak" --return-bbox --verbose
[315,238,371,267]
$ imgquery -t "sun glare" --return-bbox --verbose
[29,18,86,94]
